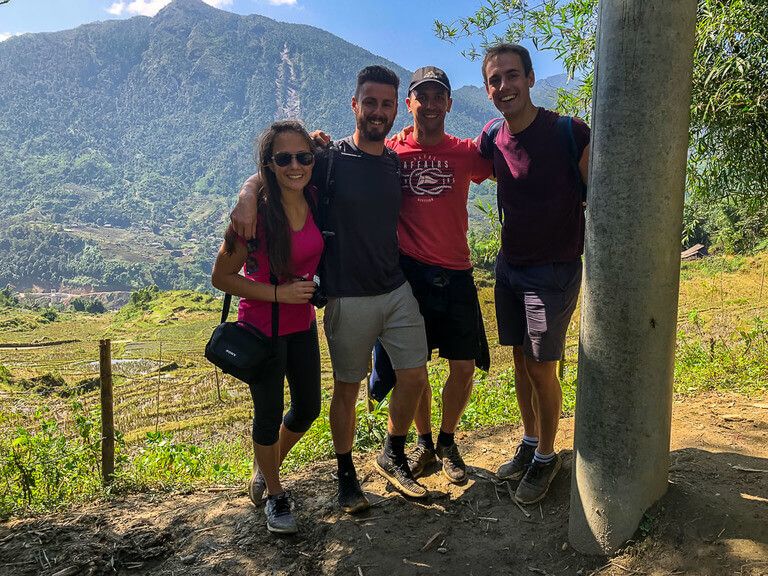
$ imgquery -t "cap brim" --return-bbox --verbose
[408,79,451,95]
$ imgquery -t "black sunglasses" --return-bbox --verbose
[270,152,314,167]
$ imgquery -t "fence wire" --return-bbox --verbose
[0,338,255,442]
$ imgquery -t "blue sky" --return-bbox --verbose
[0,0,565,88]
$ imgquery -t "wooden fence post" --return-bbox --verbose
[99,339,115,485]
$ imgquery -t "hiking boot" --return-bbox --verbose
[436,442,467,483]
[337,471,370,514]
[375,451,428,499]
[496,442,536,481]
[265,492,297,534]
[515,453,562,505]
[407,444,436,478]
[248,469,266,506]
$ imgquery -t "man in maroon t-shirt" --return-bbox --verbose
[478,44,590,505]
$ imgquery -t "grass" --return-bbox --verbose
[0,252,767,517]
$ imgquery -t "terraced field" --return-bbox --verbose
[1,253,766,489]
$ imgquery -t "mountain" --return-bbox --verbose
[0,0,562,293]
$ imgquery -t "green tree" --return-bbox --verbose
[70,297,87,312]
[0,285,18,308]
[436,0,768,235]
[85,299,106,314]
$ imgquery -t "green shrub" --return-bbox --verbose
[0,364,12,385]
[0,403,104,518]
[468,200,501,268]
[85,299,106,314]
[117,431,249,490]
[131,285,160,307]
[71,297,87,311]
[675,316,768,395]
[0,285,19,308]
[39,307,58,322]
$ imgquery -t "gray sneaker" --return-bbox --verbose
[515,453,562,505]
[407,444,437,478]
[265,492,297,534]
[436,442,467,483]
[375,451,428,499]
[497,442,536,481]
[248,469,266,506]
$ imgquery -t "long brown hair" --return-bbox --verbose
[225,120,315,280]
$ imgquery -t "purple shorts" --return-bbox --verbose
[494,255,582,362]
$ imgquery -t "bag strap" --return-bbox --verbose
[219,272,279,341]
[304,186,329,287]
[220,223,281,341]
[314,143,338,282]
[220,293,232,323]
[319,143,337,234]
[555,115,587,201]
[486,117,505,225]
[268,272,278,341]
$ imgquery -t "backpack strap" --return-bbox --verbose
[304,186,320,225]
[383,146,402,179]
[485,117,505,224]
[556,115,587,201]
[318,142,337,241]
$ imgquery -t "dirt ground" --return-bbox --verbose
[1,391,766,576]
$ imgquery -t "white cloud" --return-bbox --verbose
[107,2,126,15]
[104,0,232,17]
[0,32,21,42]
[123,0,172,16]
[268,0,298,5]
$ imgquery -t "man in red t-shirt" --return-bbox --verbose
[373,67,493,484]
[478,44,591,505]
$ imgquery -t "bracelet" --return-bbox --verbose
[274,284,278,303]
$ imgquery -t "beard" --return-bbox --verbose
[357,115,394,142]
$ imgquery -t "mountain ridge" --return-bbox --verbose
[0,0,562,293]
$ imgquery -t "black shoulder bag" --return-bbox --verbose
[204,271,279,384]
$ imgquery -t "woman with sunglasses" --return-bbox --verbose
[212,120,322,535]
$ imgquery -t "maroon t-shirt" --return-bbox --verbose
[478,108,590,266]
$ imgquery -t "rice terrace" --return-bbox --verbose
[1,254,767,575]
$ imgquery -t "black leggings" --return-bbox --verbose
[245,322,321,445]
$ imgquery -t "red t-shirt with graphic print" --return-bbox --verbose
[387,134,492,270]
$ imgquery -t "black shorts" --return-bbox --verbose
[494,254,581,362]
[400,255,481,361]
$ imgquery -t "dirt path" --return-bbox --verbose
[2,392,767,576]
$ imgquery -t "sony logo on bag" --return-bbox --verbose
[225,349,237,357]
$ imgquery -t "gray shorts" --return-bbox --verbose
[494,255,582,362]
[323,281,428,383]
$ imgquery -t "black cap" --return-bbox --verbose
[408,66,451,96]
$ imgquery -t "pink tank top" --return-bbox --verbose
[237,210,323,336]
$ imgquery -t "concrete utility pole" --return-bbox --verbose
[568,0,697,554]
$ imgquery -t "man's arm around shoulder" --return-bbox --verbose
[230,173,261,239]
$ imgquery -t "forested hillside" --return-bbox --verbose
[0,0,562,292]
